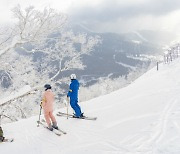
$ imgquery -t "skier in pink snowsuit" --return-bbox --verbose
[41,84,58,131]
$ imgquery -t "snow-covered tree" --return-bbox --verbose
[0,5,67,56]
[79,65,150,102]
[0,5,100,122]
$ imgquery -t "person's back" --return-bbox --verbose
[42,90,54,112]
[41,84,58,131]
[67,74,83,117]
[69,79,79,100]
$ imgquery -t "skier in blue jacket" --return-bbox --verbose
[67,74,83,118]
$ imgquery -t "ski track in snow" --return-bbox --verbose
[119,96,179,153]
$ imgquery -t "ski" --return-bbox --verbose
[0,138,14,143]
[37,121,61,136]
[57,112,97,121]
[41,119,67,135]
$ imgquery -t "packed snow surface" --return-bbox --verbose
[2,59,180,154]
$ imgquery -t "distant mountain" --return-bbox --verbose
[136,30,178,46]
[1,24,164,88]
[66,24,163,86]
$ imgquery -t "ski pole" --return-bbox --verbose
[37,106,42,127]
[0,111,4,126]
[0,115,2,126]
[66,97,69,119]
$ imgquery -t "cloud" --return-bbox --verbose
[69,0,180,21]
[68,0,180,33]
[0,0,180,35]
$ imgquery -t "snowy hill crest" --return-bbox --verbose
[2,59,180,154]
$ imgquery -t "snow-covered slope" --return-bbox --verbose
[2,59,180,154]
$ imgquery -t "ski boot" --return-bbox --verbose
[73,113,79,118]
[48,124,53,131]
[0,136,5,142]
[73,113,85,118]
[52,122,58,130]
[80,113,85,118]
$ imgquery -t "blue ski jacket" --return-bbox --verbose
[67,79,79,100]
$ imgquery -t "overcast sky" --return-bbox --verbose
[0,0,180,35]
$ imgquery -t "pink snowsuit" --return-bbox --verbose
[42,89,57,126]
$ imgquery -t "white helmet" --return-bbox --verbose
[70,74,76,80]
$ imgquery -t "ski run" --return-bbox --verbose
[2,59,180,154]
